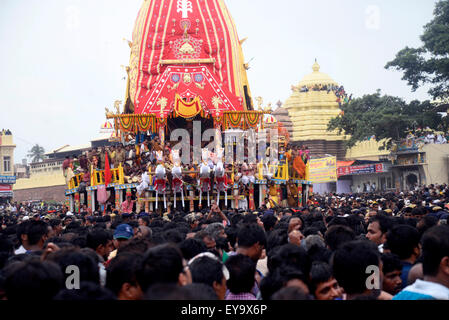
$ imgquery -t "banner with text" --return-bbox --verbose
[0,175,16,184]
[0,185,13,192]
[337,163,387,177]
[308,156,337,183]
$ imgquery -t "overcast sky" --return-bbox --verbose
[0,0,438,163]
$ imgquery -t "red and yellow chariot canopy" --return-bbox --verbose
[128,0,254,118]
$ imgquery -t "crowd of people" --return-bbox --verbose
[0,129,12,136]
[398,130,449,150]
[355,182,377,193]
[297,83,352,107]
[0,183,448,300]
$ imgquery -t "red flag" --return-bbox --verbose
[104,151,112,187]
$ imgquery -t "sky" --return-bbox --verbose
[0,0,439,164]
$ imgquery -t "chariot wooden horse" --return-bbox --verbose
[214,147,228,206]
[154,151,167,210]
[198,148,211,207]
[171,149,185,209]
[136,170,150,197]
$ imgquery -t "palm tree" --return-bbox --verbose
[27,144,46,163]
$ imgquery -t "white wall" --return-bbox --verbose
[422,144,449,185]
[312,183,336,195]
[337,180,352,194]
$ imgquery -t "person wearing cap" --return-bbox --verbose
[42,215,52,225]
[114,224,134,243]
[108,224,134,261]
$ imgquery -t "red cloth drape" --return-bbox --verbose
[104,152,112,187]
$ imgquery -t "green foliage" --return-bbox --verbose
[327,91,443,150]
[385,0,449,100]
[27,144,46,163]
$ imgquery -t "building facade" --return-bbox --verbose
[336,142,449,193]
[272,62,449,193]
[336,139,393,193]
[14,145,86,203]
[0,130,16,202]
[275,62,396,193]
[14,161,29,179]
[13,158,66,202]
[13,121,118,203]
[391,143,449,191]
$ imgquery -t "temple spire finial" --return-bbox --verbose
[312,59,320,72]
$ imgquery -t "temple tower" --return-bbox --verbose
[283,61,347,159]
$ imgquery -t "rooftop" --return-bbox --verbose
[45,144,91,156]
[29,158,64,166]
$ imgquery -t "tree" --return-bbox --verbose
[27,144,46,163]
[385,0,449,100]
[327,91,443,150]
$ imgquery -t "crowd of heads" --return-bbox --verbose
[400,130,449,149]
[0,129,12,136]
[0,182,448,300]
[297,84,352,107]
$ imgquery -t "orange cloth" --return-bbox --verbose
[189,167,196,179]
[293,156,306,179]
